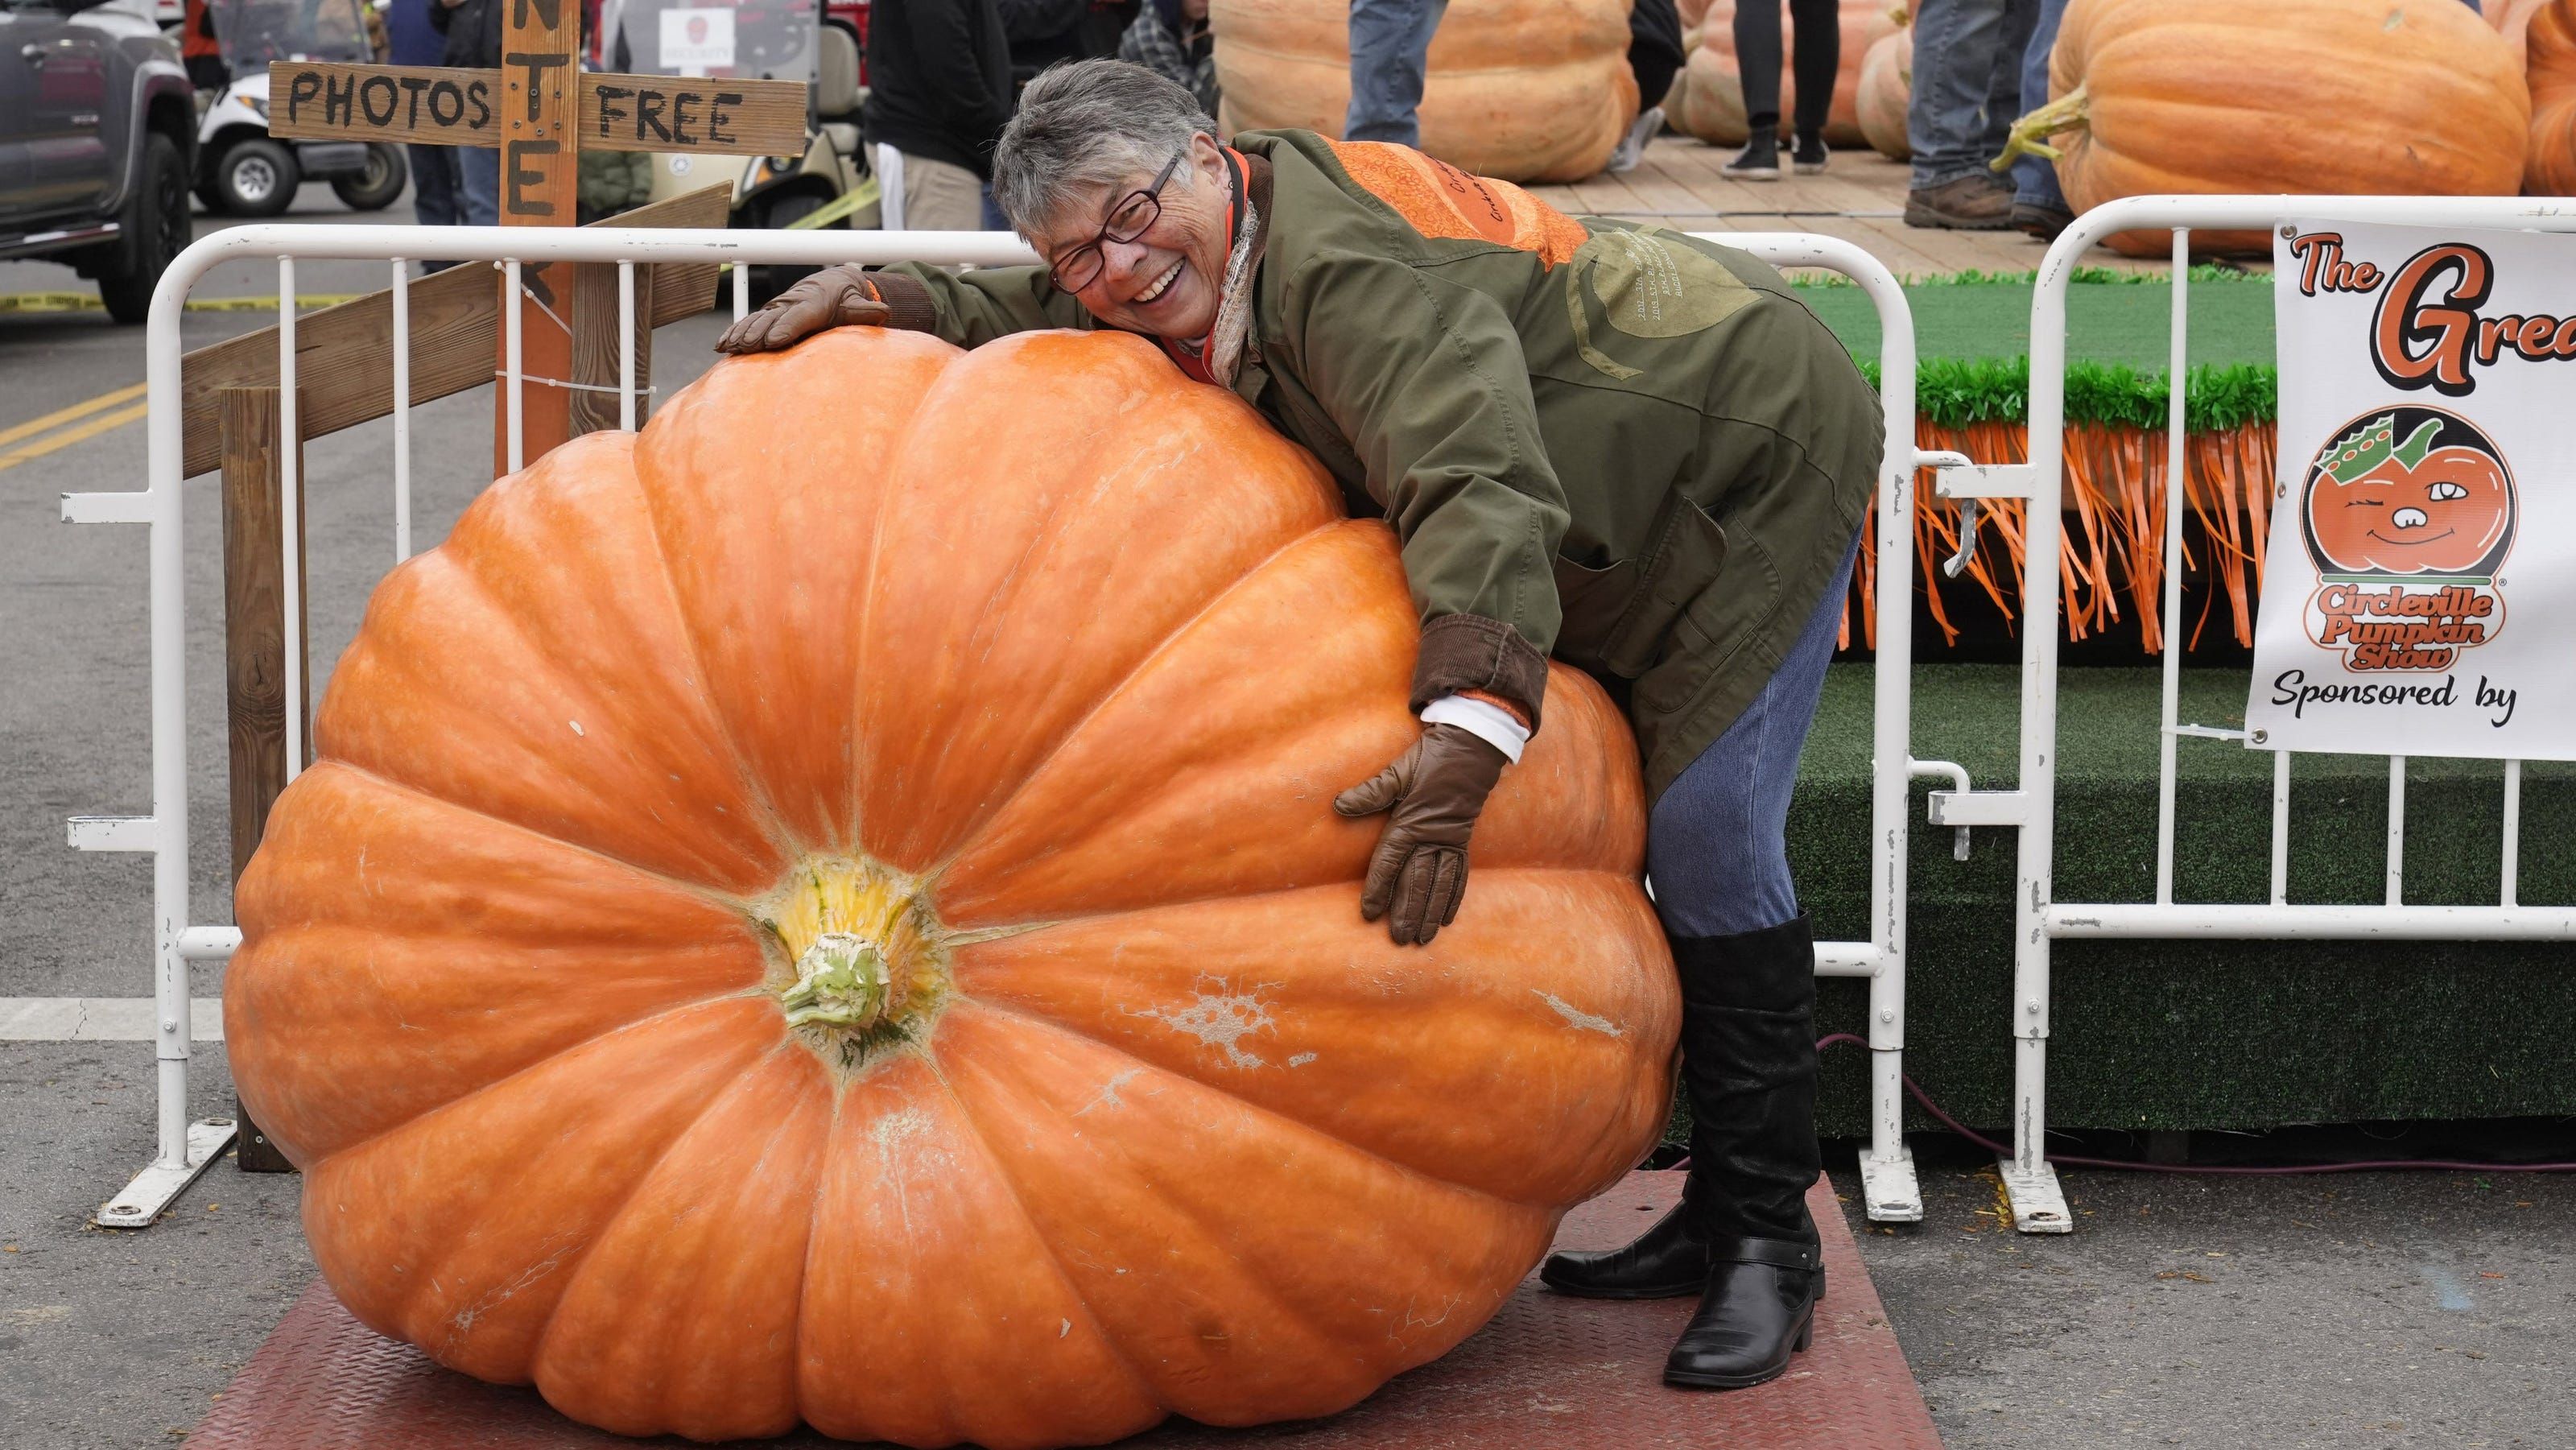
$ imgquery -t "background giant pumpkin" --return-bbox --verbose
[2529,0,2576,194]
[1855,10,1911,160]
[2016,0,2529,257]
[1666,0,1900,149]
[224,327,1679,1448]
[1210,0,1637,183]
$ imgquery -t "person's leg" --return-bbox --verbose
[1785,0,1840,149]
[457,147,502,227]
[1902,0,2016,226]
[407,143,462,272]
[1732,0,1785,131]
[1343,0,1449,147]
[1976,0,2039,173]
[1721,0,1785,177]
[2009,0,2070,233]
[900,154,986,232]
[1654,536,1856,1388]
[408,144,458,227]
[1542,534,1859,1391]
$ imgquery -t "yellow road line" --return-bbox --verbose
[0,382,149,450]
[0,401,151,473]
[0,292,361,313]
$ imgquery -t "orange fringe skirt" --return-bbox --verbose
[1839,420,2277,654]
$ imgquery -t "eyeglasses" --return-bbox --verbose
[1046,148,1189,295]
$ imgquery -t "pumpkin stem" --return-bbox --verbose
[1989,81,2090,171]
[756,856,952,1073]
[780,932,901,1030]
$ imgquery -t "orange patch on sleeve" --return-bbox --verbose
[1325,140,1588,267]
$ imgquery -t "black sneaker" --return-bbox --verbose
[1722,126,1781,181]
[1790,131,1828,175]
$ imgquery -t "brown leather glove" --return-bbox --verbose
[1333,723,1509,946]
[713,264,892,355]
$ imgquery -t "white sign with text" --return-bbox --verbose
[2244,220,2574,759]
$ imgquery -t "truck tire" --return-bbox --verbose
[331,144,408,211]
[99,133,191,326]
[214,138,299,217]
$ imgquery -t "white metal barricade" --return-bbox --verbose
[1928,195,2576,1234]
[67,221,1944,1227]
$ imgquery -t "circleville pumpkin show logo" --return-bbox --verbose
[2297,404,2516,673]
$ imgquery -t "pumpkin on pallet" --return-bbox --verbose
[2529,0,2576,194]
[1855,7,1911,160]
[224,327,1679,1448]
[1666,0,1901,149]
[1211,0,1637,183]
[1998,0,2529,257]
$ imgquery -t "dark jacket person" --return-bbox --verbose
[862,0,1015,229]
[716,60,1880,1398]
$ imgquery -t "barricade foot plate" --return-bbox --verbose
[1856,1141,1925,1223]
[2000,1158,2075,1234]
[184,1173,1939,1449]
[96,1117,235,1229]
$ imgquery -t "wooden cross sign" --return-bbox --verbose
[265,0,807,473]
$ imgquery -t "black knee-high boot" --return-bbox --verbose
[1538,915,1826,1325]
[1662,914,1825,1390]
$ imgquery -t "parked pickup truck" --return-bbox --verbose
[0,0,196,322]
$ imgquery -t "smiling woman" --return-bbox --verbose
[717,56,1887,1394]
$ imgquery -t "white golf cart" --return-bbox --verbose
[194,0,406,215]
[597,0,877,299]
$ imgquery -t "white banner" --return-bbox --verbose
[2244,220,2576,760]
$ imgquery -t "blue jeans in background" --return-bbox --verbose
[1905,0,2037,191]
[2010,0,2070,213]
[1344,0,1447,146]
[459,147,502,227]
[1645,533,1860,938]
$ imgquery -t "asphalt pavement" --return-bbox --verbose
[4,185,2571,1450]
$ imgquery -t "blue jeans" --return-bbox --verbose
[2009,0,2069,212]
[459,147,502,227]
[1646,535,1859,939]
[1905,0,2037,190]
[1344,0,1447,146]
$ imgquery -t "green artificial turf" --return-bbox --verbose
[1785,664,2576,1136]
[1791,274,2276,372]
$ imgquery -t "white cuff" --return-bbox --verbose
[1419,693,1530,764]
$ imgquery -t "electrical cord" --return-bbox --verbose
[1811,1034,2576,1175]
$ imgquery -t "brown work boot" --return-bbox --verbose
[1905,173,2017,230]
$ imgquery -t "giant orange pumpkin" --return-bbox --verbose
[224,328,1678,1448]
[1855,19,1912,160]
[1211,0,1637,183]
[2303,413,2515,576]
[2528,0,2576,194]
[2014,0,2529,256]
[1668,0,1901,148]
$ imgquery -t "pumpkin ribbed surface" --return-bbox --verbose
[1211,0,1637,183]
[2529,0,2576,194]
[1855,23,1912,160]
[2046,0,2529,256]
[225,328,1678,1448]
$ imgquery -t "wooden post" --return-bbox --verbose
[494,0,583,475]
[218,386,303,1176]
[570,260,654,437]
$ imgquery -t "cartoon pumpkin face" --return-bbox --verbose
[2304,414,2513,576]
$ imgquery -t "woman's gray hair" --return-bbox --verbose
[990,60,1217,237]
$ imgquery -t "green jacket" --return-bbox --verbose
[877,130,1879,799]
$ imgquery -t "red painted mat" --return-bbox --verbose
[185,1173,1939,1449]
